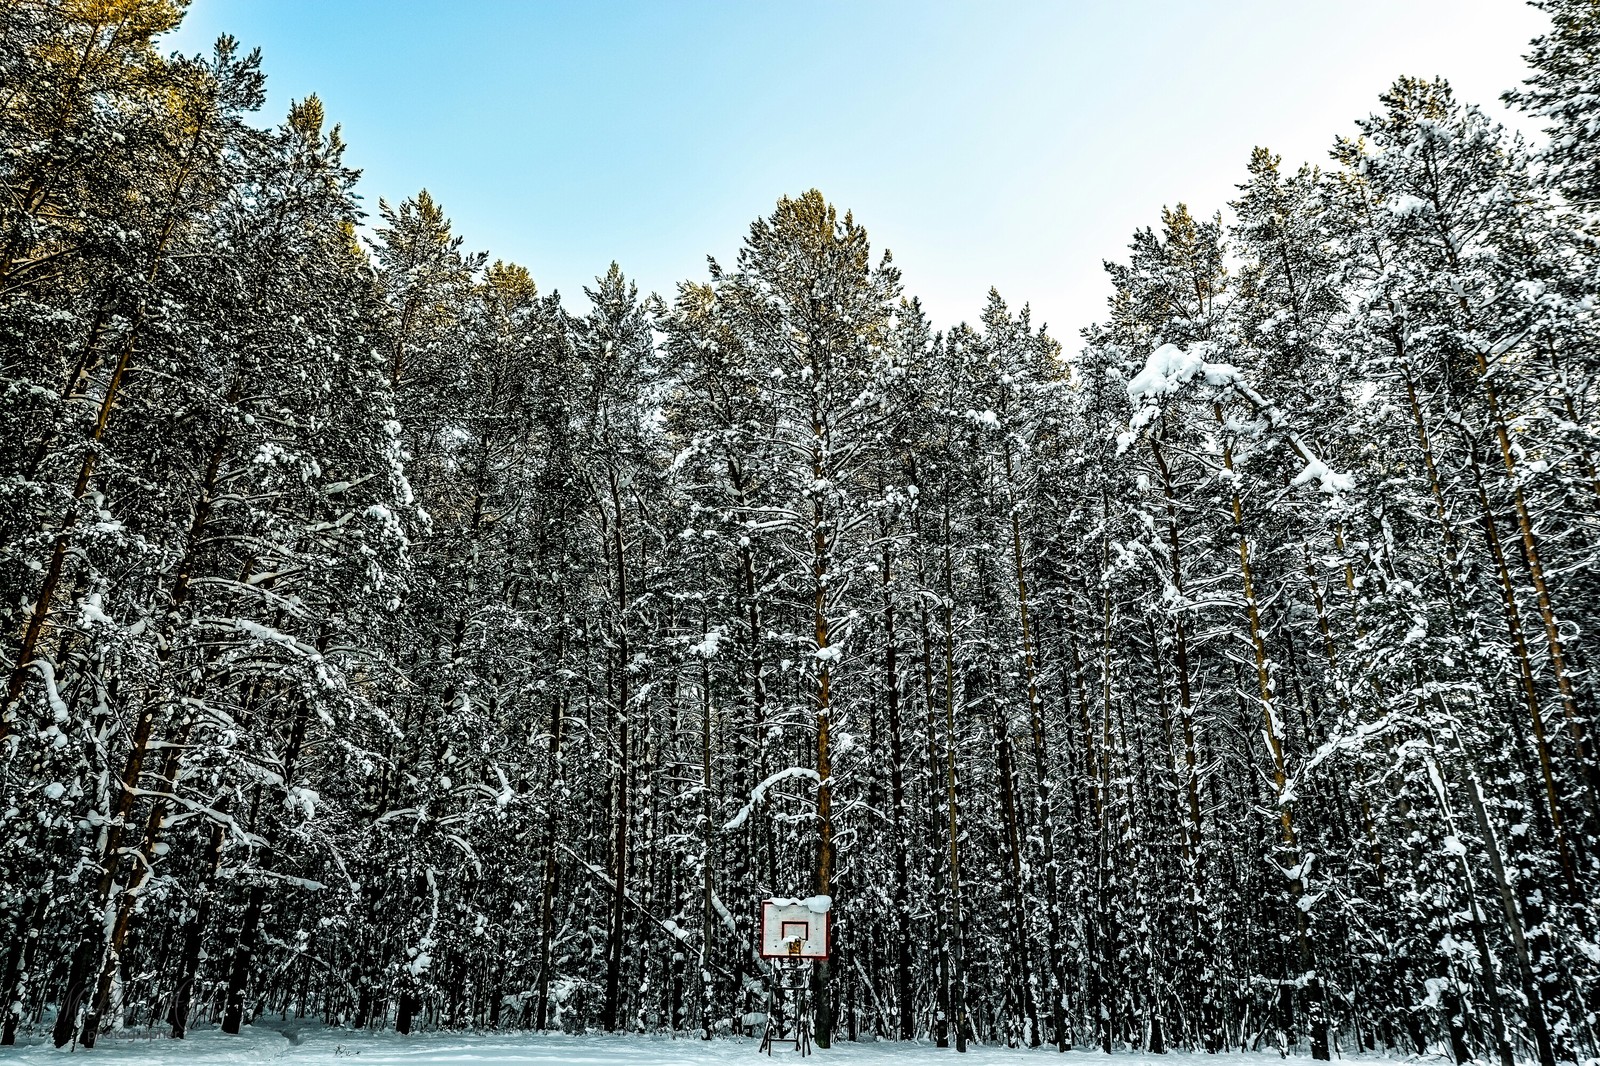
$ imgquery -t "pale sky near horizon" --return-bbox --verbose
[167,1,1548,346]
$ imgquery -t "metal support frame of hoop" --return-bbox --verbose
[759,957,813,1056]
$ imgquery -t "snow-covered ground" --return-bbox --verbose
[0,1026,1370,1065]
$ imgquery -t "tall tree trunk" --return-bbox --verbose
[535,552,569,1030]
[602,470,631,1033]
[699,598,716,1040]
[51,691,160,1048]
[222,650,315,1037]
[939,495,969,1053]
[1149,437,1204,857]
[1420,748,1513,1066]
[81,717,194,1046]
[1005,449,1068,1051]
[1455,758,1558,1066]
[3,103,215,742]
[0,890,48,1045]
[881,537,915,1041]
[1215,403,1329,1061]
[915,526,955,1049]
[809,421,838,1049]
[170,810,228,1038]
[1445,247,1599,809]
[1458,428,1581,889]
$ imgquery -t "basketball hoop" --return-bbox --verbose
[757,896,830,1055]
[760,897,830,960]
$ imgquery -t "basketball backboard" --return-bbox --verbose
[759,896,830,960]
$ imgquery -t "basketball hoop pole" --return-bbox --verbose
[756,896,830,1056]
[759,957,813,1056]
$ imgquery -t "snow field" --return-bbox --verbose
[0,1026,1375,1066]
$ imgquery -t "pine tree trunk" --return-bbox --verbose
[881,540,915,1041]
[1455,759,1558,1066]
[0,890,47,1045]
[1005,450,1069,1052]
[939,496,969,1053]
[535,586,567,1031]
[975,531,1036,1046]
[1215,403,1328,1061]
[1149,437,1204,856]
[1096,501,1118,1056]
[47,388,237,1044]
[52,691,160,1048]
[1421,747,1514,1066]
[917,585,954,1049]
[699,607,716,1040]
[223,658,314,1037]
[82,720,193,1046]
[3,103,216,741]
[1459,432,1581,888]
[221,883,266,1034]
[811,429,836,1049]
[602,471,631,1033]
[988,673,1035,1045]
[1447,249,1599,809]
[170,814,228,1038]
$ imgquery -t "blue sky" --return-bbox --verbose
[167,1,1546,343]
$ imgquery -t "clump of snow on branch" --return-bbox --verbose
[724,767,821,830]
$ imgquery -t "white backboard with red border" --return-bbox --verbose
[759,896,831,960]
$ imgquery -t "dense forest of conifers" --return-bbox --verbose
[4,0,1600,1059]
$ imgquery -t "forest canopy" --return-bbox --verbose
[3,1,1600,1062]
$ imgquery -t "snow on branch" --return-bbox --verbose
[25,659,68,722]
[1125,342,1240,402]
[723,766,821,830]
[1121,342,1355,494]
